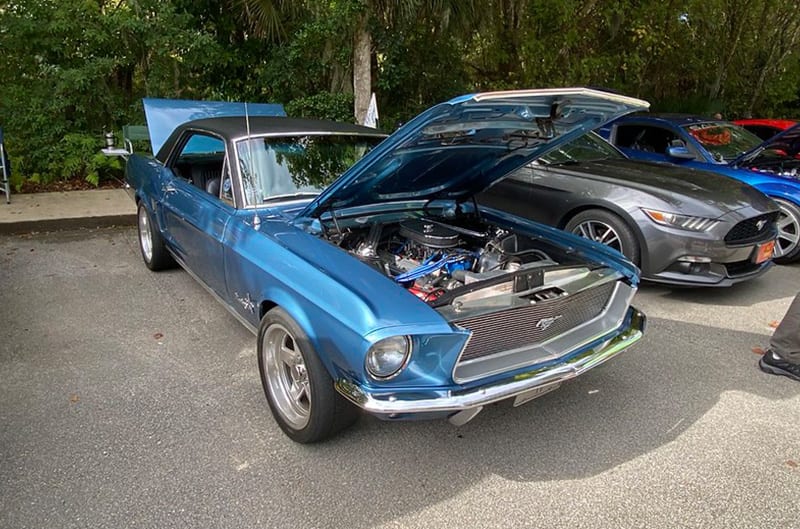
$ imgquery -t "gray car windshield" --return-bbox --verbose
[539,132,624,165]
[237,134,384,205]
[682,122,762,162]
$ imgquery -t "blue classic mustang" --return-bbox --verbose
[126,89,648,442]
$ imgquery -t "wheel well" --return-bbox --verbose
[259,300,278,320]
[559,204,649,271]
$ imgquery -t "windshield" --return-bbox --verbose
[539,132,624,164]
[682,122,762,162]
[236,134,384,206]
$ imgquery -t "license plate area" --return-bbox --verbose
[512,382,561,407]
[754,240,775,264]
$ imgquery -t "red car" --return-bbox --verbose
[735,118,797,141]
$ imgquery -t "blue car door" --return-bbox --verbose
[161,132,232,296]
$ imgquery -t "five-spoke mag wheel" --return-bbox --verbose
[262,323,312,430]
[257,307,358,443]
[136,202,174,271]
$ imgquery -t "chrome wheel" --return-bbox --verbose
[262,323,311,430]
[138,206,153,263]
[774,200,800,259]
[572,220,624,254]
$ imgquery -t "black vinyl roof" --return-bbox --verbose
[157,116,387,160]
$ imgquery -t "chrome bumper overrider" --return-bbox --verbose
[335,308,645,425]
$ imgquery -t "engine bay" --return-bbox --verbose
[324,211,595,308]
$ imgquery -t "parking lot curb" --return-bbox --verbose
[0,189,136,234]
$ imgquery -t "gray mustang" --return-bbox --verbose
[480,132,779,287]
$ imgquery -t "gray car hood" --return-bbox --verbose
[543,159,776,217]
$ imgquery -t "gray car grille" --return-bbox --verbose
[724,211,778,244]
[454,280,617,363]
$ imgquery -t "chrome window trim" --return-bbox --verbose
[163,128,239,209]
[232,131,386,210]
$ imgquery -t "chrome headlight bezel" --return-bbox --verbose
[642,208,719,232]
[365,335,412,380]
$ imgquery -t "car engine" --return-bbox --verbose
[330,216,569,304]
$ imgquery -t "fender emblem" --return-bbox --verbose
[535,315,562,331]
[234,292,256,314]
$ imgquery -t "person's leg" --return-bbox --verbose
[760,292,800,381]
[770,292,800,363]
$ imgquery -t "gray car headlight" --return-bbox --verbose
[366,336,411,379]
[642,208,719,232]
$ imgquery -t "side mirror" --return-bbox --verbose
[666,145,695,160]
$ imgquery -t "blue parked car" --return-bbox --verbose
[126,89,648,443]
[599,115,800,263]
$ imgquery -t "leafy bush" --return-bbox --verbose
[286,92,356,123]
[48,134,123,186]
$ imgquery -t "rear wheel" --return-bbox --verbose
[565,209,640,265]
[137,202,174,271]
[772,198,800,264]
[257,307,358,443]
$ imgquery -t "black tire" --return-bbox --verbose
[565,209,641,265]
[137,202,175,271]
[772,198,800,264]
[257,307,358,443]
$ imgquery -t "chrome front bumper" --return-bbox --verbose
[335,308,645,425]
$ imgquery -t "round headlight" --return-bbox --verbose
[366,336,411,379]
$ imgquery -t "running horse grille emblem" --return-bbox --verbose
[756,219,767,231]
[535,315,563,331]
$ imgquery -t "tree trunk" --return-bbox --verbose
[353,13,371,125]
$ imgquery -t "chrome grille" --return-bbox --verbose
[455,281,617,362]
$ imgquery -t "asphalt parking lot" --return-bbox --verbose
[1,227,798,529]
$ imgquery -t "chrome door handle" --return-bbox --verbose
[163,183,177,194]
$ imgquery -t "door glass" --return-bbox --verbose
[172,133,226,197]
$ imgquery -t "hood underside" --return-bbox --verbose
[735,122,800,167]
[299,88,649,219]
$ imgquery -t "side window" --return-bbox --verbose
[171,133,226,199]
[615,125,678,154]
[220,155,234,206]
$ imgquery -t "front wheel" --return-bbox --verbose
[772,198,800,264]
[565,209,640,265]
[257,307,358,443]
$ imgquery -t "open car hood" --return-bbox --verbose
[142,98,286,155]
[734,122,800,166]
[298,88,649,219]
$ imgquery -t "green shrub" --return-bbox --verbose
[46,134,123,186]
[286,92,355,123]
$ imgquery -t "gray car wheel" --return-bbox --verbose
[137,203,174,271]
[565,209,640,265]
[773,198,800,264]
[257,307,358,443]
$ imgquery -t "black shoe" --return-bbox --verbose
[759,350,800,382]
